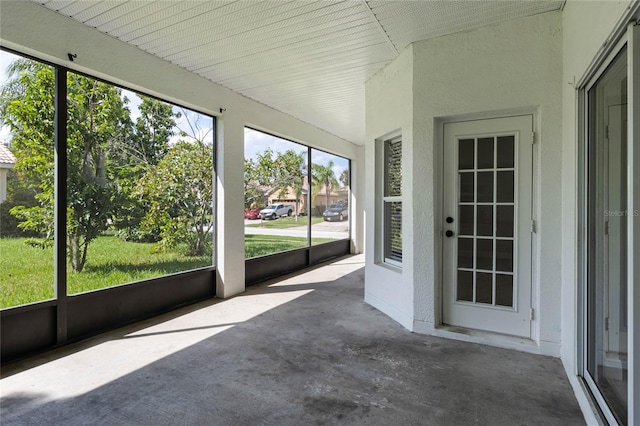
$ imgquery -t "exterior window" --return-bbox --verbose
[383,136,402,265]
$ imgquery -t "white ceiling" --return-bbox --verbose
[34,0,564,144]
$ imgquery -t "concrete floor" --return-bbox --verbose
[1,255,584,425]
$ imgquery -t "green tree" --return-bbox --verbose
[126,95,176,166]
[1,59,130,271]
[0,168,42,238]
[244,157,263,209]
[244,148,306,215]
[311,161,338,212]
[111,96,177,242]
[137,110,213,256]
[1,59,56,246]
[137,139,213,256]
[65,73,130,271]
[272,149,306,216]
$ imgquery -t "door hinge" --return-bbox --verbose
[532,131,536,144]
[530,308,535,321]
[604,220,609,235]
[605,317,609,331]
[605,125,609,140]
[530,219,536,234]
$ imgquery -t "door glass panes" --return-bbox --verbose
[457,238,473,269]
[457,270,473,302]
[458,139,474,170]
[497,136,515,168]
[459,205,474,236]
[0,51,55,308]
[476,172,493,202]
[66,73,214,295]
[459,173,474,202]
[476,205,493,236]
[496,275,514,307]
[477,138,494,169]
[244,128,309,258]
[455,135,516,308]
[586,48,628,425]
[497,171,514,203]
[476,239,493,270]
[496,240,514,272]
[311,149,350,245]
[496,206,514,238]
[476,272,493,304]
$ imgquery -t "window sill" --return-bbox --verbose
[374,260,402,274]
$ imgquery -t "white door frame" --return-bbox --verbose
[441,114,535,338]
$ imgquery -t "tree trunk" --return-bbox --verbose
[80,239,88,272]
[68,231,81,272]
[325,182,330,212]
[68,229,88,272]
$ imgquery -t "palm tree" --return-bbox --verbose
[339,168,349,187]
[312,161,339,214]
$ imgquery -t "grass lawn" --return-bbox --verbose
[2,234,338,308]
[246,215,324,229]
[1,236,212,309]
[245,234,334,258]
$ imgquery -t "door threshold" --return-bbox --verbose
[432,325,551,356]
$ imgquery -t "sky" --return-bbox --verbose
[0,51,13,144]
[1,49,348,181]
[244,128,349,183]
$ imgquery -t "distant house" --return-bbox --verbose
[0,144,16,204]
[268,179,348,217]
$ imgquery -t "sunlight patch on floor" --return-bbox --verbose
[0,289,314,401]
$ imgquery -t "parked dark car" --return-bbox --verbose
[322,203,348,221]
[244,206,263,220]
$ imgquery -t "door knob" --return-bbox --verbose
[445,230,454,238]
[446,216,454,224]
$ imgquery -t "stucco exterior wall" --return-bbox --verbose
[365,12,562,356]
[364,46,414,330]
[411,11,563,352]
[366,12,563,348]
[0,0,363,298]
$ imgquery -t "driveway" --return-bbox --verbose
[244,217,349,239]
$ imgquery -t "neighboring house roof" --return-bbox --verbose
[0,144,16,169]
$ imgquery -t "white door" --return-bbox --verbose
[442,115,533,338]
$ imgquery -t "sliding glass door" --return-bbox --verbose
[582,19,640,424]
[586,47,628,425]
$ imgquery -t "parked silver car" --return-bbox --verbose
[259,204,293,220]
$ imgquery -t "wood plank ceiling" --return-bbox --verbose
[34,0,564,144]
